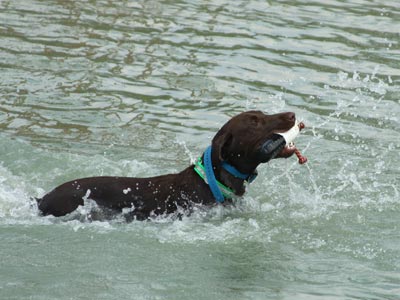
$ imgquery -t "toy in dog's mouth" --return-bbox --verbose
[257,120,308,164]
[276,121,307,164]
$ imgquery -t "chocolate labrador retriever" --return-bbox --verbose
[36,110,299,220]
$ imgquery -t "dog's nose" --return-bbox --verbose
[285,112,296,122]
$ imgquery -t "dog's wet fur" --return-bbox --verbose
[36,110,297,220]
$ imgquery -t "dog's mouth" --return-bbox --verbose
[277,142,297,158]
[255,121,307,164]
[275,122,307,164]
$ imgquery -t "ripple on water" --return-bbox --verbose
[1,0,400,299]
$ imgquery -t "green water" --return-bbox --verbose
[1,0,399,299]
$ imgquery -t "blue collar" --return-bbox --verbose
[194,146,257,203]
[221,162,257,183]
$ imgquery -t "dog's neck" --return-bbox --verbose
[218,167,249,197]
[195,146,258,202]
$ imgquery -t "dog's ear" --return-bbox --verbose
[212,128,233,161]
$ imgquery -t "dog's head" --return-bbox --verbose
[211,111,298,193]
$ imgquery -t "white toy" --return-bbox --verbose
[276,121,307,164]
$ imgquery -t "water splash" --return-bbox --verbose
[0,164,41,223]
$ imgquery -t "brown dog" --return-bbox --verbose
[36,110,298,220]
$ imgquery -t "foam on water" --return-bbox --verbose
[0,142,152,228]
[0,164,40,222]
[0,125,397,253]
[0,151,310,246]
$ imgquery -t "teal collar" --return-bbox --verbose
[193,156,236,201]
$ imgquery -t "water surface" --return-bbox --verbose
[1,0,399,299]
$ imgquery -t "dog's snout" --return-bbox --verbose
[285,112,296,122]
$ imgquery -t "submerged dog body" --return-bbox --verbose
[36,110,299,220]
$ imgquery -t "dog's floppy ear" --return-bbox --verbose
[212,128,233,161]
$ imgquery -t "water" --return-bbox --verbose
[1,0,399,299]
